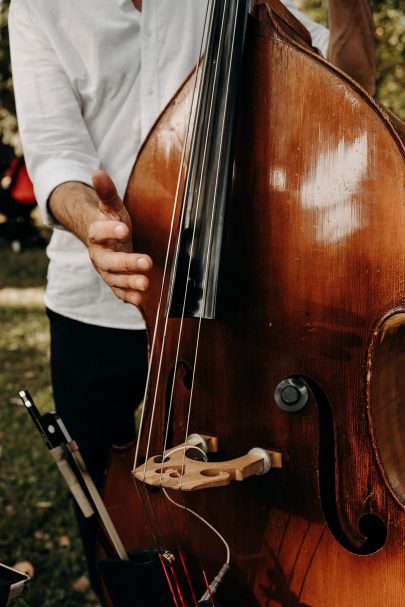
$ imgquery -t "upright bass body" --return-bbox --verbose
[107,1,405,604]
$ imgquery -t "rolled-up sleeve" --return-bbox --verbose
[8,0,100,226]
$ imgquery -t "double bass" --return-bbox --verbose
[103,1,405,604]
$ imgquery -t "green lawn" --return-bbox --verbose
[0,241,98,606]
[0,246,49,289]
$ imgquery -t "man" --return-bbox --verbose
[9,1,213,596]
[9,0,373,599]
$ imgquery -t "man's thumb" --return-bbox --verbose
[92,170,123,214]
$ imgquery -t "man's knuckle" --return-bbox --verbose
[122,257,130,273]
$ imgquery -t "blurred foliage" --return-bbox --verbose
[296,0,328,22]
[0,0,19,162]
[374,0,405,117]
[297,0,405,119]
[0,0,13,115]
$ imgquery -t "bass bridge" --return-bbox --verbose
[132,434,282,491]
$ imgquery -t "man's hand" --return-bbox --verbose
[48,172,153,306]
[88,171,153,306]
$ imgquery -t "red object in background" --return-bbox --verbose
[0,156,44,251]
[6,157,36,204]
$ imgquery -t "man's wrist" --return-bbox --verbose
[48,181,101,245]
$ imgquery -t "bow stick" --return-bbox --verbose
[19,390,128,561]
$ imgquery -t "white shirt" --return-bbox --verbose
[9,0,328,329]
[282,0,329,57]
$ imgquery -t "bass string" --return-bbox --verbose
[128,0,217,599]
[133,0,244,599]
[132,0,214,476]
[155,0,242,597]
[136,478,200,607]
[134,0,217,481]
[128,450,174,592]
[124,477,180,603]
[127,99,197,597]
[175,0,243,592]
[173,491,218,607]
[161,0,229,481]
[160,0,230,481]
[161,488,201,607]
[136,453,210,605]
[142,0,233,599]
[158,1,230,598]
[131,7,216,582]
[174,0,241,481]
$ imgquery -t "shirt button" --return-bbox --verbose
[147,87,154,95]
[145,29,152,38]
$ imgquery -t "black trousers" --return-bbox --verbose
[47,309,148,599]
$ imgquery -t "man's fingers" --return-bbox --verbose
[90,249,153,274]
[87,174,152,306]
[88,220,129,243]
[92,170,123,214]
[100,270,150,291]
[111,287,143,306]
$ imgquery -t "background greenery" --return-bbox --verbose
[0,1,404,606]
[296,0,405,118]
[0,0,18,167]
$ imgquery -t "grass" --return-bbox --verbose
[0,238,98,606]
[0,245,49,289]
[0,211,50,289]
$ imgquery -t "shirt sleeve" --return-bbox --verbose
[280,0,329,58]
[8,0,101,226]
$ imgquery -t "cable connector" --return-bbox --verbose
[199,562,230,601]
